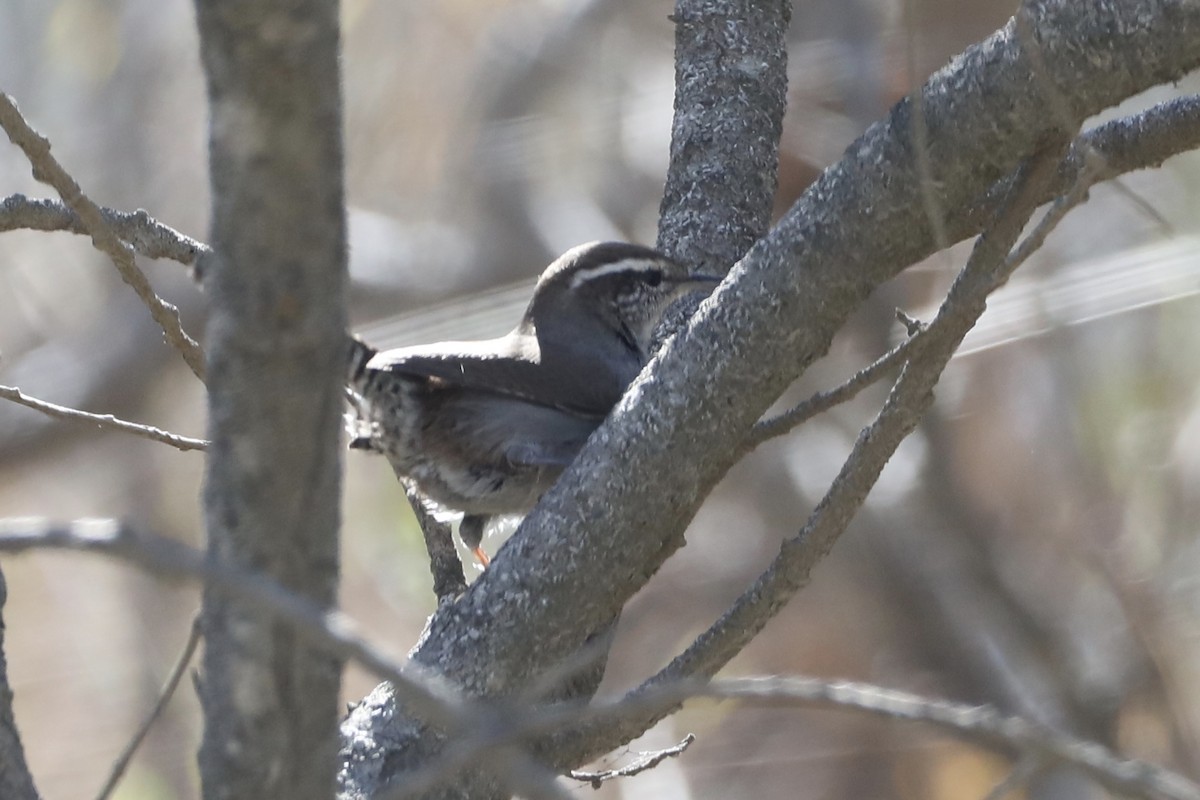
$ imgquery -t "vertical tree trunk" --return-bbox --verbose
[193,2,347,798]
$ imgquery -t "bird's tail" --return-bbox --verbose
[345,335,381,451]
[346,335,378,394]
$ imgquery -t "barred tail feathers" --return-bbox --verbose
[345,335,381,451]
[346,335,378,393]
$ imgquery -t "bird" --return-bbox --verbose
[346,241,721,565]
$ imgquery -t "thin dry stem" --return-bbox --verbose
[569,734,695,787]
[745,328,922,451]
[94,616,202,800]
[0,384,208,452]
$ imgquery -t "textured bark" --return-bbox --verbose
[338,1,1200,797]
[193,2,347,799]
[657,0,791,271]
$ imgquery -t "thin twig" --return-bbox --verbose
[0,518,467,731]
[744,328,922,451]
[386,673,1200,800]
[0,94,206,380]
[0,194,209,269]
[0,384,208,452]
[1107,178,1176,237]
[94,616,202,800]
[609,678,1199,800]
[569,734,695,788]
[1002,148,1107,275]
[744,147,1108,454]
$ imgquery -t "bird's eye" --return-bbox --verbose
[644,269,663,287]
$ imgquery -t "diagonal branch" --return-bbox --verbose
[553,138,1079,767]
[743,93,1200,453]
[0,518,467,731]
[0,94,206,381]
[94,616,202,800]
[0,519,595,800]
[744,320,924,452]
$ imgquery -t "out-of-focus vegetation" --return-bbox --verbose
[1,1,1199,798]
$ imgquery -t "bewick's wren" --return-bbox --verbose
[347,241,720,564]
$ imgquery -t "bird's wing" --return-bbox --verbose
[365,334,622,418]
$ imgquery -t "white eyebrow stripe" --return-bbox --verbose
[569,258,664,289]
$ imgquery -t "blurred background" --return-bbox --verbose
[1,0,1199,798]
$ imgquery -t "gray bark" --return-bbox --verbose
[193,2,347,799]
[657,0,791,270]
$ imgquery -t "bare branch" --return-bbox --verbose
[744,327,922,451]
[94,616,202,800]
[0,94,206,380]
[743,135,1132,454]
[960,94,1200,239]
[386,673,1199,800]
[0,518,467,731]
[0,194,209,269]
[375,735,489,800]
[0,384,208,452]
[603,678,1200,800]
[0,518,620,800]
[537,115,1127,795]
[398,474,467,603]
[569,734,695,788]
[1003,148,1107,274]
